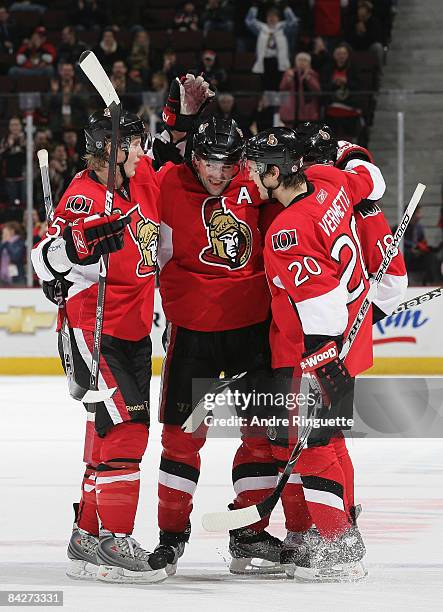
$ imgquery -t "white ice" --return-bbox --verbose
[0,376,442,612]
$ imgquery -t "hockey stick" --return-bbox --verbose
[391,286,443,315]
[37,150,114,404]
[202,182,426,532]
[181,371,247,434]
[79,50,121,399]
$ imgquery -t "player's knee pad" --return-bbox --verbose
[294,443,338,477]
[161,424,206,460]
[98,421,148,466]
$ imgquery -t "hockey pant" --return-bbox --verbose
[58,329,151,536]
[158,320,272,534]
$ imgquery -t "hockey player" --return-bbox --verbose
[31,110,169,584]
[153,116,293,575]
[241,126,388,581]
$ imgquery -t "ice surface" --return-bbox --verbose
[0,377,442,611]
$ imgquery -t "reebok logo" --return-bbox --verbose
[316,189,328,204]
[72,229,88,255]
[300,342,338,372]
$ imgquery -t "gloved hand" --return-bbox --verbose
[63,212,130,265]
[42,278,72,305]
[162,73,215,132]
[335,140,374,169]
[300,339,353,404]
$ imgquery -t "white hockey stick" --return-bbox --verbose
[201,183,426,532]
[37,150,115,404]
[79,50,121,402]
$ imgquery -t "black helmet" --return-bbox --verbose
[84,109,149,156]
[246,127,305,177]
[296,122,337,164]
[192,117,244,164]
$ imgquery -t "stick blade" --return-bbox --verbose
[79,50,120,108]
[202,506,262,532]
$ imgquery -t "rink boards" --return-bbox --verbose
[0,287,442,375]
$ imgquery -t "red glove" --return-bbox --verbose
[300,340,353,404]
[63,213,130,265]
[335,140,374,169]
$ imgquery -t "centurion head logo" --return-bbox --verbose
[124,204,159,277]
[267,133,278,146]
[199,196,252,269]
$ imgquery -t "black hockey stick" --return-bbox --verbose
[79,50,121,400]
[37,150,114,404]
[202,182,426,532]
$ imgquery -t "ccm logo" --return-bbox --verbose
[300,342,338,372]
[272,229,297,251]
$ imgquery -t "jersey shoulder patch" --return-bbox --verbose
[64,194,94,215]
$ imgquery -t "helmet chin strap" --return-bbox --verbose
[260,172,282,200]
[117,148,130,181]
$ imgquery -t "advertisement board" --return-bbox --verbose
[0,287,441,375]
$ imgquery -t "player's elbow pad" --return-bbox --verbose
[37,237,72,280]
[345,159,386,201]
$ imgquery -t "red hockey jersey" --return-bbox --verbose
[32,157,160,341]
[157,163,270,331]
[265,162,386,375]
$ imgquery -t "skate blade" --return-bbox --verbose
[230,557,286,575]
[286,561,368,583]
[97,564,168,584]
[166,562,178,577]
[66,559,98,581]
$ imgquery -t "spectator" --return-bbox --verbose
[56,26,87,66]
[0,116,26,208]
[34,128,51,151]
[201,0,234,36]
[194,49,227,90]
[23,208,45,246]
[404,206,443,285]
[9,26,56,79]
[0,5,16,55]
[249,94,275,135]
[345,0,384,66]
[150,71,169,102]
[128,28,150,74]
[93,28,126,73]
[211,92,248,134]
[48,63,88,135]
[322,42,362,140]
[174,2,199,32]
[245,4,298,91]
[279,52,321,127]
[9,1,45,14]
[0,221,26,286]
[62,130,83,173]
[70,0,108,31]
[309,0,348,50]
[110,60,143,112]
[49,143,71,202]
[162,49,185,85]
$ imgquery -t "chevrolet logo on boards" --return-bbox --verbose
[0,307,56,334]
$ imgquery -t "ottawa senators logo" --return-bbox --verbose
[125,204,159,277]
[199,196,252,269]
[65,194,93,215]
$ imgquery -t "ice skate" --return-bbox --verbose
[229,527,306,575]
[153,524,190,576]
[283,525,367,583]
[66,528,99,581]
[96,534,168,584]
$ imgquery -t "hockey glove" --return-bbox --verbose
[335,140,374,169]
[63,213,130,265]
[300,339,353,405]
[162,73,215,132]
[42,278,72,305]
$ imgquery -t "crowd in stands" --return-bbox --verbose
[0,0,441,285]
